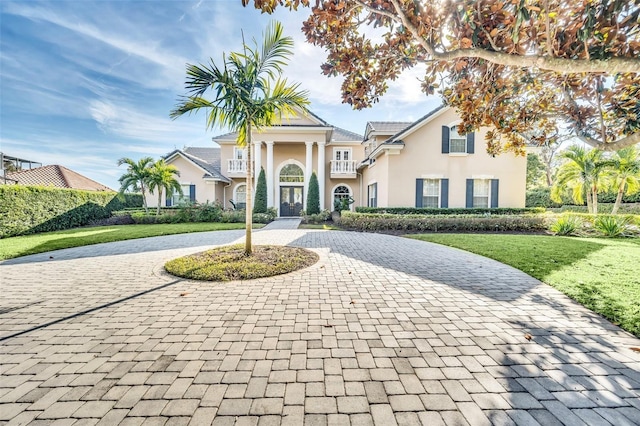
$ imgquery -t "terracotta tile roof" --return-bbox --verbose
[6,165,114,191]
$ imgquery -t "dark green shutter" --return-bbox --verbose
[367,185,371,207]
[441,126,450,154]
[165,192,172,207]
[467,132,475,154]
[465,179,473,208]
[415,179,423,207]
[440,179,449,208]
[189,185,196,202]
[491,179,499,208]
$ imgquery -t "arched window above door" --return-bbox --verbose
[279,164,304,183]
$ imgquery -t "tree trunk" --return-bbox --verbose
[244,123,253,256]
[592,185,598,215]
[611,183,625,215]
[586,189,593,214]
[141,184,149,214]
[157,189,162,215]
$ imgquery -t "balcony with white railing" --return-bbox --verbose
[330,160,357,178]
[227,159,247,176]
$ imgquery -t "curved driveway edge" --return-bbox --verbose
[1,228,639,425]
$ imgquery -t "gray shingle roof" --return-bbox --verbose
[164,147,230,183]
[365,121,412,138]
[332,127,363,142]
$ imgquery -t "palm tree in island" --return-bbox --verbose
[170,20,309,255]
[147,159,182,215]
[117,156,154,213]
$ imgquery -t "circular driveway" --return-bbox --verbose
[1,223,639,425]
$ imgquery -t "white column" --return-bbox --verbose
[266,141,274,208]
[254,141,262,190]
[305,141,314,209]
[317,141,326,210]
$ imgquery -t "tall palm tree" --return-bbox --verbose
[147,160,182,215]
[117,157,154,213]
[170,21,309,255]
[551,145,608,214]
[608,146,640,214]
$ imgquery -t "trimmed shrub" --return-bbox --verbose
[526,188,564,208]
[0,185,141,238]
[355,206,545,215]
[253,168,268,214]
[528,187,640,208]
[551,203,640,215]
[306,172,320,215]
[301,210,331,224]
[339,212,547,233]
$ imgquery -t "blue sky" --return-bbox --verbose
[0,0,441,190]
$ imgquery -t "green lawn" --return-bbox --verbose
[409,234,640,337]
[0,223,254,260]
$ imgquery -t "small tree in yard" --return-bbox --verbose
[551,146,609,214]
[608,146,640,215]
[117,157,154,213]
[147,160,182,215]
[253,167,268,214]
[306,172,320,215]
[170,21,309,255]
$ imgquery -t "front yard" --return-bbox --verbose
[409,234,640,337]
[0,223,253,260]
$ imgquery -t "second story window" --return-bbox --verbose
[234,147,246,160]
[449,126,467,153]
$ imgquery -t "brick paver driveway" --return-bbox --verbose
[1,223,639,425]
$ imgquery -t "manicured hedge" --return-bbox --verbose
[0,185,142,238]
[527,187,640,208]
[339,212,547,233]
[355,206,545,215]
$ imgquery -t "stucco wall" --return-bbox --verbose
[361,108,527,208]
[145,155,222,207]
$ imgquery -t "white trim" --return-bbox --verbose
[164,151,228,182]
[420,174,445,179]
[471,174,494,179]
[331,183,354,211]
[392,106,450,141]
[275,159,306,186]
[233,183,247,208]
[333,147,352,161]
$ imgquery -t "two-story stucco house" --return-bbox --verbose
[359,106,526,209]
[148,106,526,214]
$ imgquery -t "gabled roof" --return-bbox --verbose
[164,147,230,183]
[6,165,113,191]
[364,121,413,139]
[211,109,361,143]
[382,105,447,144]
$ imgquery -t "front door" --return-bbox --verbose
[280,186,303,217]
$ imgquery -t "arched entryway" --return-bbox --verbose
[332,184,353,211]
[278,162,304,217]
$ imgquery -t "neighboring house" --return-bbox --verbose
[151,106,526,214]
[5,165,113,191]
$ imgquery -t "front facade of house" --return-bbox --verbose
[148,106,526,214]
[360,106,526,209]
